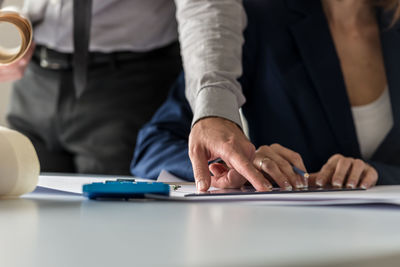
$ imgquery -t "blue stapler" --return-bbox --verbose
[82,180,170,200]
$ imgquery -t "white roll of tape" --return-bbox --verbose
[0,127,39,197]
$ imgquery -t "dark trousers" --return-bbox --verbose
[7,42,182,175]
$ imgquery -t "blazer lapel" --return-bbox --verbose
[286,0,361,157]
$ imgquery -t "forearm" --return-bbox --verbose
[368,161,400,185]
[175,0,246,127]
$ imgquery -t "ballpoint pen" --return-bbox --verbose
[292,165,309,180]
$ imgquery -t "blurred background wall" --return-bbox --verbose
[0,0,24,126]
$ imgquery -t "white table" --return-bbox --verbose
[1,185,400,267]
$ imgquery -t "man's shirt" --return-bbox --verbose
[0,0,248,125]
[21,0,178,53]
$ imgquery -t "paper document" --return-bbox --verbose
[173,185,400,205]
[28,172,400,207]
[157,170,189,183]
[159,170,400,205]
[36,173,141,194]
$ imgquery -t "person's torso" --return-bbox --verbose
[241,0,400,172]
[23,0,178,53]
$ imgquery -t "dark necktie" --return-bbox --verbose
[73,0,93,98]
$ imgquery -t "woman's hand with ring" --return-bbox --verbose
[254,144,308,190]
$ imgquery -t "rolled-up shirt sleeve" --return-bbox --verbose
[0,0,47,24]
[175,0,247,128]
[21,0,48,24]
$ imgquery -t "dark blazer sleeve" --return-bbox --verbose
[130,73,194,181]
[368,161,400,185]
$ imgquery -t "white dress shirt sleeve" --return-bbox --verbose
[21,0,48,24]
[175,0,247,127]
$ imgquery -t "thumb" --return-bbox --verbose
[209,163,228,177]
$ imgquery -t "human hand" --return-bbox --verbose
[0,42,34,82]
[253,144,308,190]
[189,117,271,192]
[208,161,247,189]
[208,143,308,190]
[309,154,378,189]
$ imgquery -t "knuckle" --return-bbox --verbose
[263,160,277,171]
[340,157,352,166]
[258,145,270,153]
[343,158,354,165]
[276,159,289,168]
[247,143,256,154]
[291,152,302,162]
[188,145,203,158]
[319,164,330,173]
[242,160,255,171]
[334,169,346,178]
[327,157,337,164]
[221,140,233,151]
[353,159,365,168]
[270,143,280,149]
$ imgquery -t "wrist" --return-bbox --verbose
[191,86,243,129]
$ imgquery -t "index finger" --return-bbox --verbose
[270,144,307,171]
[189,146,212,192]
[270,144,308,186]
[224,149,272,191]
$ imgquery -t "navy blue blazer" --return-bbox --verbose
[131,0,400,184]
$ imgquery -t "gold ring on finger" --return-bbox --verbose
[259,157,269,169]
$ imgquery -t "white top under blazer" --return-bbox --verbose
[351,88,394,160]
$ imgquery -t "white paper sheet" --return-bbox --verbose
[36,173,141,194]
[28,172,400,206]
[157,170,189,183]
[174,185,400,205]
[157,170,400,205]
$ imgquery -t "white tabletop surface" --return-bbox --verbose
[1,186,400,267]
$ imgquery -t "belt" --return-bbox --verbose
[32,43,179,70]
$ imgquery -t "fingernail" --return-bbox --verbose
[346,183,355,189]
[301,178,308,188]
[283,181,293,191]
[263,182,272,191]
[196,180,208,192]
[332,181,342,188]
[295,180,304,189]
[316,179,323,187]
[360,183,368,189]
[285,185,293,191]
